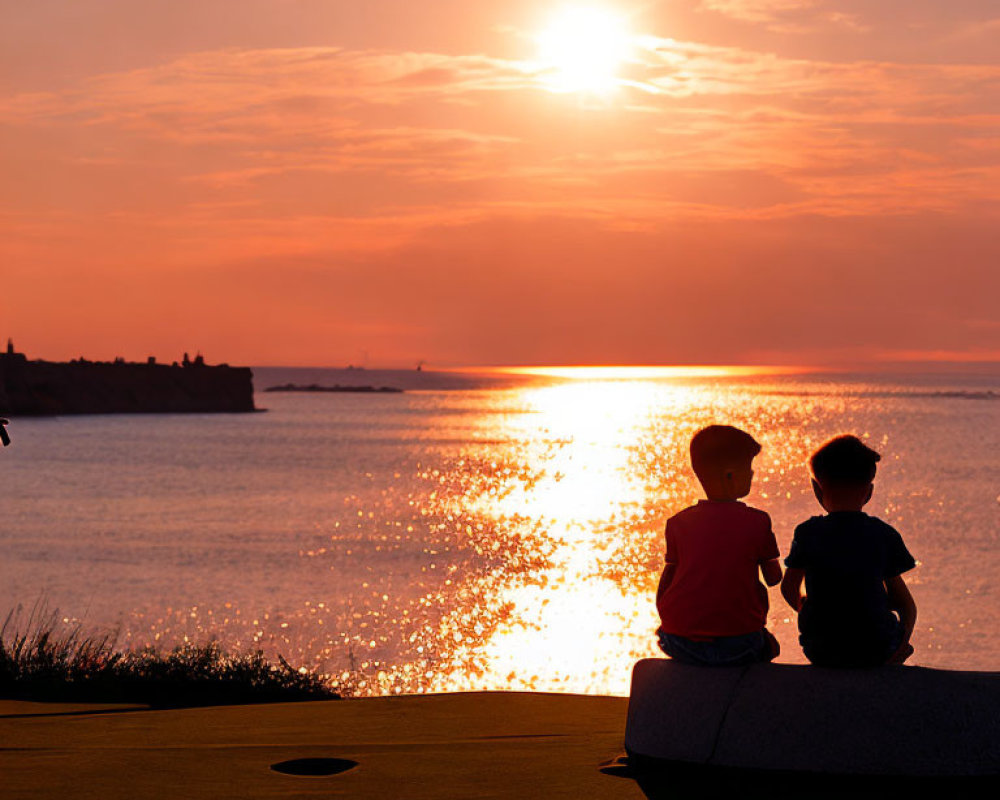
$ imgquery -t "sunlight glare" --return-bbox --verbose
[536,5,632,93]
[486,365,807,380]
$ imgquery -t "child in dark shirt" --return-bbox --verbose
[781,435,917,667]
[656,425,783,666]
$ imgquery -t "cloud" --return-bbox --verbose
[4,40,997,223]
[697,0,868,33]
[0,47,538,124]
[947,17,1000,42]
[1,36,998,342]
[699,0,818,24]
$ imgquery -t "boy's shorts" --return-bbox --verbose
[800,617,904,668]
[658,629,777,667]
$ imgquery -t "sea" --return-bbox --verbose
[1,366,997,695]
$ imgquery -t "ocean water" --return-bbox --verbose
[1,367,997,695]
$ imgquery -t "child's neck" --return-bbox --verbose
[814,480,872,513]
[824,502,865,512]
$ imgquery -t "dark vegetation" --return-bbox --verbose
[0,607,338,707]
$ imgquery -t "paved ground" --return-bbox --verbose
[0,692,641,800]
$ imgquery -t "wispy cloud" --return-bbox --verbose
[3,38,997,229]
[697,0,868,33]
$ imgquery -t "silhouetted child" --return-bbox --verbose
[781,435,917,667]
[656,425,782,666]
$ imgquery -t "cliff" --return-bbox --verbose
[0,347,255,415]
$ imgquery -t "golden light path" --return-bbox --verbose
[455,381,672,694]
[416,379,739,695]
[400,372,830,696]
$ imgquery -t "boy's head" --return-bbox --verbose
[810,435,880,511]
[690,425,761,501]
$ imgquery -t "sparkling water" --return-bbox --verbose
[1,368,997,695]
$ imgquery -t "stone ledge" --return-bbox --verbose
[624,658,1000,777]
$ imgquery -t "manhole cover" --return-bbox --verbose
[270,758,358,776]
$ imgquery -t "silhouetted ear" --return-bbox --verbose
[811,478,823,505]
[864,483,873,504]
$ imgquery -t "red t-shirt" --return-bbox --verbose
[656,500,779,639]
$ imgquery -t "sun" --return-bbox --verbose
[536,5,632,94]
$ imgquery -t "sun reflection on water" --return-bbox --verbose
[351,376,806,697]
[433,380,679,693]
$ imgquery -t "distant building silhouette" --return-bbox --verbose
[0,341,254,415]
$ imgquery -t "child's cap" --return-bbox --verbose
[811,435,880,487]
[690,425,761,481]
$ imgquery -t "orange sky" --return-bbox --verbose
[2,1,998,367]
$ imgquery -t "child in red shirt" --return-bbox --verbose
[656,425,783,665]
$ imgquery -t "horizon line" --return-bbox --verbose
[247,360,1000,375]
[444,365,817,379]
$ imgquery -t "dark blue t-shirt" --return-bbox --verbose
[785,512,916,648]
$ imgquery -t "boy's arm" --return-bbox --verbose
[656,563,676,603]
[760,558,782,587]
[657,516,679,603]
[781,568,806,611]
[886,574,916,659]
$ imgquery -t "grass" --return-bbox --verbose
[0,605,339,707]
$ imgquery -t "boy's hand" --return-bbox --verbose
[887,640,914,665]
[780,567,806,611]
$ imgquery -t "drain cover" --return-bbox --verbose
[270,758,358,776]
